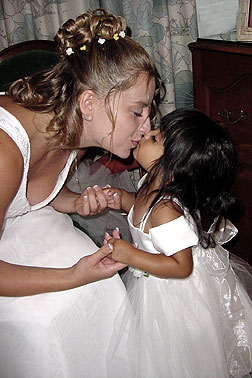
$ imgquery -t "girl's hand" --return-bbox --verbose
[104,227,121,241]
[102,188,122,210]
[104,229,135,265]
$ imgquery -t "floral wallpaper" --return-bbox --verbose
[0,0,198,113]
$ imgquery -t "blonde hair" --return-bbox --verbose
[8,8,161,148]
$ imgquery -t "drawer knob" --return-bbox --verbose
[217,109,247,125]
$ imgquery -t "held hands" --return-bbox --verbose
[104,229,136,265]
[74,185,122,216]
[71,239,127,285]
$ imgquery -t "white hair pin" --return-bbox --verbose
[98,38,106,45]
[98,30,126,45]
[66,47,74,55]
[119,31,126,38]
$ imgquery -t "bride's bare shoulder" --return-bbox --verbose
[0,94,13,107]
[0,129,24,214]
[0,128,24,167]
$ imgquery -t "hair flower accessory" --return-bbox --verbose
[80,45,86,51]
[66,47,74,56]
[98,37,106,45]
[119,30,126,38]
[113,33,119,40]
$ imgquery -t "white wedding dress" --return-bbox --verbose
[0,106,127,378]
[107,177,252,378]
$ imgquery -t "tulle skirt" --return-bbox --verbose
[0,206,126,378]
[107,253,252,378]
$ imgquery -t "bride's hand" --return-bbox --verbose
[71,242,126,286]
[74,185,121,216]
[74,185,109,216]
[103,228,137,266]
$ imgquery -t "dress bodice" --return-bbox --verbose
[128,205,198,257]
[0,106,77,228]
[127,174,198,259]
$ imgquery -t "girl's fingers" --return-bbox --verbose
[104,228,119,244]
[112,227,120,239]
[112,192,120,201]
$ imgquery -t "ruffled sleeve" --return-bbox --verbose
[149,216,198,256]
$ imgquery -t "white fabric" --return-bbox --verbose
[0,106,127,378]
[107,191,252,378]
[127,207,198,258]
[150,216,198,255]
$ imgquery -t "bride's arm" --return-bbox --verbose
[0,245,125,297]
[0,141,125,297]
[50,184,110,215]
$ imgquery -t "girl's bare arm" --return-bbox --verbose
[103,187,136,213]
[108,239,193,279]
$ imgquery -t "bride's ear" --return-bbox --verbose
[79,90,95,121]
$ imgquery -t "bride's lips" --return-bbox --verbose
[131,139,141,148]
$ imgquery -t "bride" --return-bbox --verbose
[0,8,159,378]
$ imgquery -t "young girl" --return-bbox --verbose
[103,108,252,378]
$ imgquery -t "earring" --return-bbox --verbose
[86,115,92,121]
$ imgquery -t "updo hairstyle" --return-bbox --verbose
[8,8,160,148]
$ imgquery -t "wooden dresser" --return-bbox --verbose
[188,38,252,265]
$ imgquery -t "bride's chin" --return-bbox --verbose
[116,150,131,159]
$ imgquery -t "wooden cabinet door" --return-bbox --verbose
[189,39,252,265]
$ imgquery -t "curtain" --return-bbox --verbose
[0,0,198,113]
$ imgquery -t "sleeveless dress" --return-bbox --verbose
[107,176,252,378]
[0,106,127,378]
